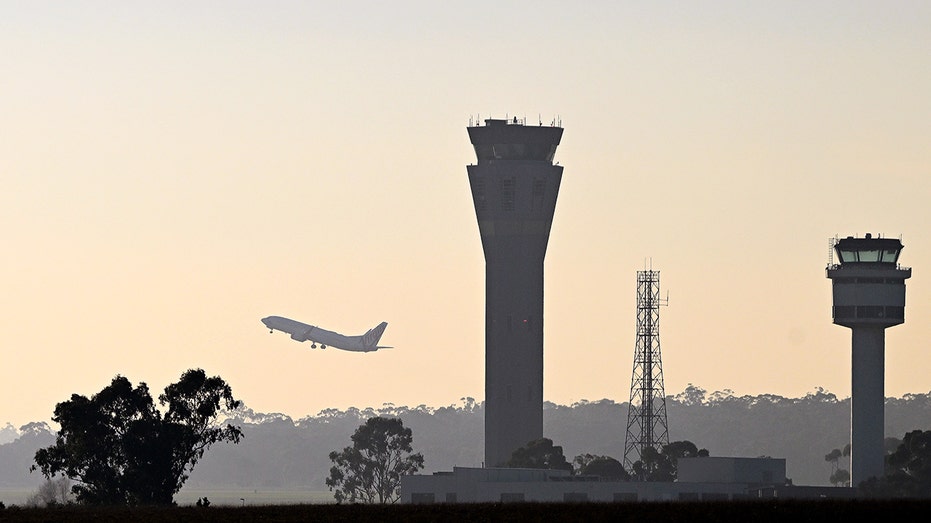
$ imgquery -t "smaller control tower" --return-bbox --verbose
[827,234,911,486]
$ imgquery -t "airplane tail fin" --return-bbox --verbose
[362,322,389,349]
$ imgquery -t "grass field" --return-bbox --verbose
[0,488,335,508]
[175,488,334,506]
[0,499,929,522]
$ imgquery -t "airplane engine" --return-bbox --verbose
[290,333,305,342]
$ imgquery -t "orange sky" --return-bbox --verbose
[2,2,930,428]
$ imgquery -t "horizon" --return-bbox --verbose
[4,382,927,431]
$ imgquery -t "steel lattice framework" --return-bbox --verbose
[623,270,669,476]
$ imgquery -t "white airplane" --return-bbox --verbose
[260,316,392,352]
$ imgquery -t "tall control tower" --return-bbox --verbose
[827,234,911,485]
[467,117,563,467]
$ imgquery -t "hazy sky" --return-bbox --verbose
[2,2,929,428]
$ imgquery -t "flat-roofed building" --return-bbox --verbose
[401,457,802,503]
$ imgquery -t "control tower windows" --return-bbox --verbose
[500,178,515,211]
[838,248,900,263]
[473,179,486,211]
[472,143,559,162]
[531,179,545,211]
[834,237,902,264]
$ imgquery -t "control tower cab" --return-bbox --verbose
[828,234,910,328]
[826,233,911,487]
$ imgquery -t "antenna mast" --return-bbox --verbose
[623,269,670,477]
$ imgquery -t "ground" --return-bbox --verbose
[0,499,929,522]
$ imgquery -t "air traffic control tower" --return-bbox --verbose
[827,234,911,486]
[467,117,563,467]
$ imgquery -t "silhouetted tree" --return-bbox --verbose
[830,468,851,488]
[884,437,903,454]
[25,476,73,507]
[631,440,708,482]
[860,430,931,497]
[572,453,600,473]
[32,369,242,505]
[326,416,424,504]
[674,383,708,406]
[631,447,666,481]
[505,438,573,472]
[573,453,629,480]
[825,443,851,486]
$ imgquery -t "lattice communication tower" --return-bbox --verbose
[623,269,669,475]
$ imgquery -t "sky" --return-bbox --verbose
[2,1,930,429]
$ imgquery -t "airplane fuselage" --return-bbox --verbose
[261,316,390,353]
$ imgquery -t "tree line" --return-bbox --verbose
[2,377,931,506]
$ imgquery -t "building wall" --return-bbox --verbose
[678,457,786,485]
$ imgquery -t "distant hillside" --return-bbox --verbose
[546,386,931,486]
[0,423,19,445]
[0,423,54,489]
[2,388,930,496]
[186,387,931,489]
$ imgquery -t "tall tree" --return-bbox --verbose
[326,417,424,504]
[825,444,851,486]
[505,438,573,472]
[32,369,242,505]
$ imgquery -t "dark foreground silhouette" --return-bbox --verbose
[0,500,929,522]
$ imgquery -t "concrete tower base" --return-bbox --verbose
[851,326,885,483]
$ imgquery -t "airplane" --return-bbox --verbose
[260,315,392,352]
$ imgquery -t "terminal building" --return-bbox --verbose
[401,457,852,502]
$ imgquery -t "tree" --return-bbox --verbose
[573,453,629,480]
[631,440,708,482]
[860,429,931,497]
[25,476,73,507]
[32,369,242,505]
[572,453,601,473]
[825,444,850,486]
[830,468,851,488]
[326,416,424,504]
[505,438,573,472]
[631,446,667,481]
